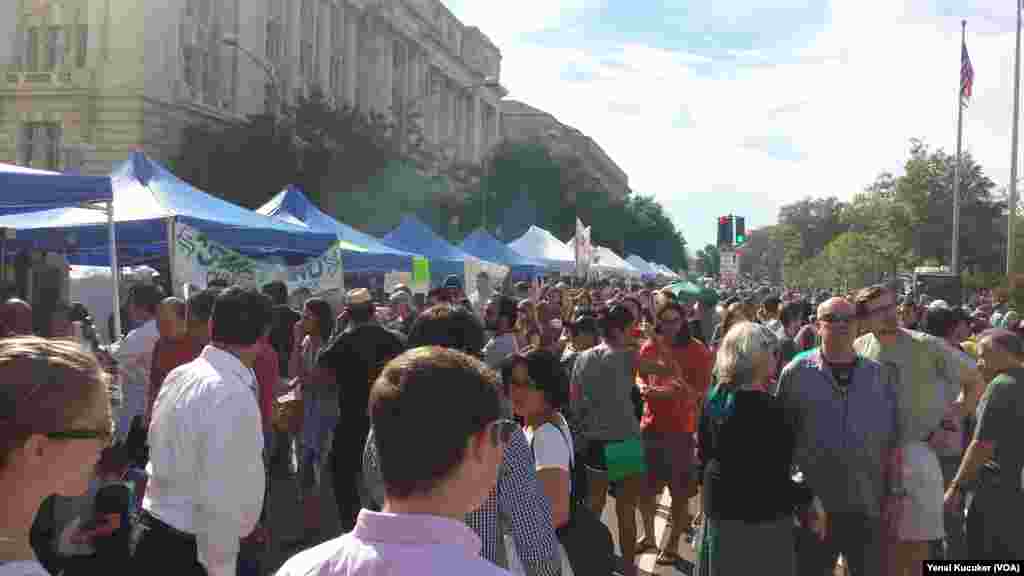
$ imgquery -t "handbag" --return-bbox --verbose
[530,418,615,575]
[603,437,646,483]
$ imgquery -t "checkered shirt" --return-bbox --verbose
[363,426,561,576]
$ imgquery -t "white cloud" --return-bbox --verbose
[446,0,1022,248]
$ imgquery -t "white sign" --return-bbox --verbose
[719,249,740,283]
[173,223,344,295]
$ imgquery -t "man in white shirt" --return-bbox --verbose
[131,286,272,576]
[276,346,517,576]
[112,284,163,443]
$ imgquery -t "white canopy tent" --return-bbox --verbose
[591,245,640,278]
[507,226,575,274]
[626,254,660,277]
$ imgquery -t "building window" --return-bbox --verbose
[25,27,39,71]
[265,17,281,62]
[76,24,88,67]
[300,0,315,80]
[46,26,66,70]
[19,123,62,171]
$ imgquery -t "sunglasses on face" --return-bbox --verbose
[47,426,114,447]
[819,313,853,324]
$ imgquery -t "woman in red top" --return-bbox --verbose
[636,299,711,566]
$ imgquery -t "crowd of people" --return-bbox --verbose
[0,273,1021,576]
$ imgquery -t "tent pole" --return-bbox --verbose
[109,200,122,341]
[166,217,176,295]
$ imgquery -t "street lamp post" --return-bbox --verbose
[221,33,281,121]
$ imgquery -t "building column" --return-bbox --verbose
[357,12,374,111]
[317,0,330,92]
[471,93,482,163]
[492,100,501,148]
[287,0,302,102]
[428,66,441,145]
[374,25,393,117]
[343,6,358,107]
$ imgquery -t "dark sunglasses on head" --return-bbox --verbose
[488,419,519,447]
[819,313,853,324]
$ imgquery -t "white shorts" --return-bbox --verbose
[898,441,945,542]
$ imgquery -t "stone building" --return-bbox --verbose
[500,99,629,203]
[0,0,506,190]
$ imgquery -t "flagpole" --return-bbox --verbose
[1009,1,1022,278]
[953,20,966,276]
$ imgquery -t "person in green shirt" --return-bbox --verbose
[944,329,1024,560]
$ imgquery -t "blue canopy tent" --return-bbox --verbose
[459,228,547,279]
[382,215,488,288]
[257,185,421,273]
[0,161,124,333]
[0,152,337,268]
[0,162,113,214]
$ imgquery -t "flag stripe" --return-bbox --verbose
[961,41,974,105]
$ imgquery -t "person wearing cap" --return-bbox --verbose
[443,274,463,301]
[317,288,406,531]
[385,290,416,336]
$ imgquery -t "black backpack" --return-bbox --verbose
[529,418,615,575]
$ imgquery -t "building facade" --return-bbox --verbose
[500,99,629,203]
[0,0,505,185]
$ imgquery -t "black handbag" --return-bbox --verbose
[531,418,615,575]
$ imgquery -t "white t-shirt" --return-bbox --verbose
[0,560,49,576]
[524,414,574,472]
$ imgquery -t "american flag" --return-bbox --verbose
[961,39,974,106]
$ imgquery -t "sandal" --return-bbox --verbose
[635,539,658,555]
[656,550,683,566]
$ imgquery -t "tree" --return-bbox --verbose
[696,245,721,278]
[737,225,784,283]
[172,87,401,213]
[461,141,690,270]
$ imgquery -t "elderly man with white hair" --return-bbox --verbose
[777,297,903,576]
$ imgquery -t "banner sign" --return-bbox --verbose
[174,223,344,295]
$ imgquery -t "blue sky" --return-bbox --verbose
[447,0,1021,251]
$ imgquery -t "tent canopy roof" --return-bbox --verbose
[382,214,474,263]
[508,226,575,271]
[459,228,546,271]
[0,152,335,263]
[257,186,421,271]
[0,162,113,215]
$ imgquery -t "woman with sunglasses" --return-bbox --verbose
[503,347,575,575]
[636,300,710,566]
[0,337,112,576]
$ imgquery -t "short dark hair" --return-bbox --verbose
[261,281,289,306]
[506,347,569,409]
[780,301,803,327]
[495,296,518,327]
[599,303,634,338]
[923,307,957,340]
[129,284,164,315]
[761,295,781,314]
[407,304,486,355]
[210,287,272,346]
[187,288,219,324]
[348,302,374,324]
[370,346,501,499]
[304,298,335,341]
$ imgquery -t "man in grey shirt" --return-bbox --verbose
[777,297,903,575]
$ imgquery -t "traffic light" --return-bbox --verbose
[735,216,746,245]
[717,216,733,247]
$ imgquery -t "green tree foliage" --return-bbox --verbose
[460,141,689,270]
[767,139,1005,289]
[696,245,720,278]
[171,88,401,211]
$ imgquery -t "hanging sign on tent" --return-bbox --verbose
[173,223,344,294]
[411,256,430,292]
